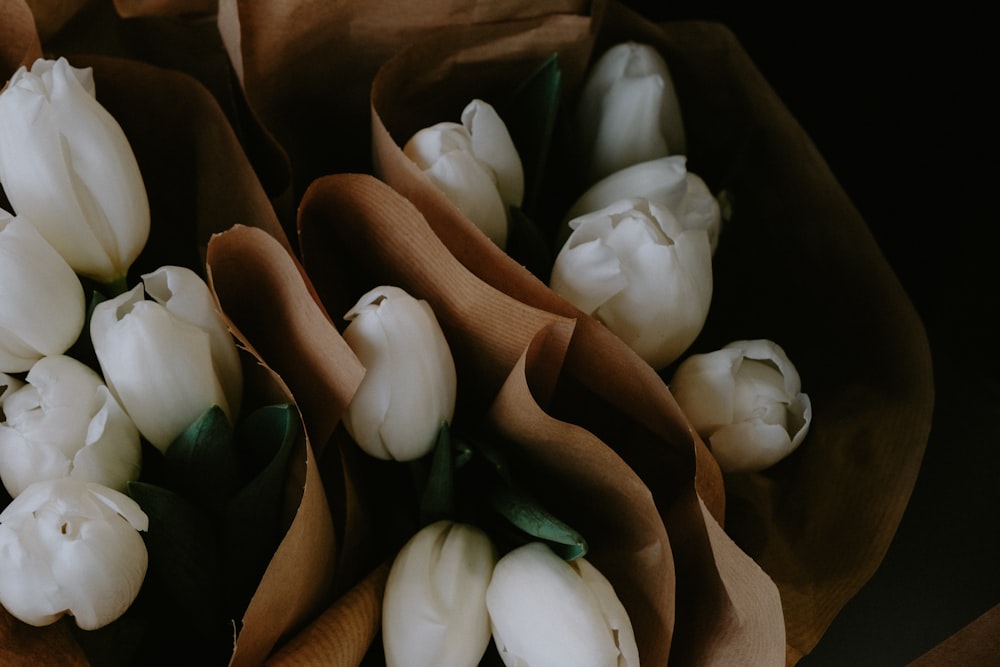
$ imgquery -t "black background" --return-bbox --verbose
[627,1,999,664]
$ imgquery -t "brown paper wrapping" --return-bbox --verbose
[909,604,1000,667]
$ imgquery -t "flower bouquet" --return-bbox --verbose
[1,0,936,664]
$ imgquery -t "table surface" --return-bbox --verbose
[638,3,999,664]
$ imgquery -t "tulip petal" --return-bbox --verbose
[589,74,670,182]
[0,217,85,372]
[710,420,798,473]
[142,266,243,421]
[487,543,629,667]
[462,99,524,207]
[423,149,509,248]
[383,521,496,667]
[91,289,229,453]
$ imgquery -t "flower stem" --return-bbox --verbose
[102,275,130,297]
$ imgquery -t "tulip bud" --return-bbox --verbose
[341,286,457,461]
[670,339,812,472]
[0,57,150,285]
[0,478,148,630]
[564,156,721,254]
[383,521,497,667]
[0,211,85,373]
[0,355,141,498]
[404,99,524,248]
[486,542,639,667]
[577,42,685,183]
[550,198,713,369]
[90,265,243,453]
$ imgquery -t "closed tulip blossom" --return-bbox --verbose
[342,286,457,461]
[486,542,639,667]
[577,41,685,183]
[0,478,148,630]
[550,198,713,370]
[0,57,149,286]
[0,355,141,498]
[0,211,85,373]
[670,339,812,472]
[403,99,524,248]
[90,265,243,453]
[563,156,721,254]
[383,521,497,667]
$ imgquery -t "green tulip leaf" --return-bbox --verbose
[419,422,456,526]
[502,52,562,217]
[223,403,298,618]
[489,483,588,561]
[164,405,239,511]
[506,206,553,283]
[126,481,224,636]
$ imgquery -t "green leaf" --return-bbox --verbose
[126,481,224,635]
[164,405,238,511]
[222,403,299,617]
[489,483,588,561]
[506,206,553,283]
[502,52,562,217]
[419,422,455,525]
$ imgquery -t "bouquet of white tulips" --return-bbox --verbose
[0,56,298,662]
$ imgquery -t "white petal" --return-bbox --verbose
[422,150,509,248]
[462,99,524,207]
[91,292,228,453]
[588,74,670,182]
[563,156,689,223]
[487,543,624,667]
[142,266,243,421]
[709,421,798,473]
[383,521,496,667]
[0,217,85,372]
[670,348,744,431]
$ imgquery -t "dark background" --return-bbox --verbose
[628,2,999,664]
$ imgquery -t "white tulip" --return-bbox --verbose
[90,265,243,453]
[578,41,686,183]
[564,156,721,254]
[342,286,457,461]
[670,339,812,472]
[0,211,85,373]
[550,198,712,369]
[383,521,497,667]
[0,355,141,498]
[404,99,523,248]
[486,542,639,667]
[0,478,148,630]
[0,57,149,285]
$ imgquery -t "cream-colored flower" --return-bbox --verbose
[342,286,457,461]
[486,542,639,667]
[90,266,243,453]
[0,355,141,498]
[578,42,685,183]
[0,211,85,373]
[550,198,712,369]
[0,57,149,285]
[564,156,721,254]
[0,478,148,630]
[404,99,523,248]
[670,339,812,472]
[383,521,497,667]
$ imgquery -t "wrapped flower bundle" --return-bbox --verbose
[2,0,937,665]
